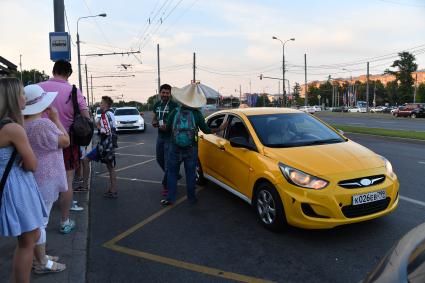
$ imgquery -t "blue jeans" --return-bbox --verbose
[166,143,198,203]
[156,136,170,186]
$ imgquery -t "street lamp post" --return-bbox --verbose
[77,13,107,92]
[272,36,295,107]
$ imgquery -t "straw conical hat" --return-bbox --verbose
[171,84,207,108]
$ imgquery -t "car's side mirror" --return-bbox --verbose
[140,113,144,117]
[230,137,253,150]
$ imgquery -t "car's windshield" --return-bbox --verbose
[248,113,345,148]
[114,109,139,116]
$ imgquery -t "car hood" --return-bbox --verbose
[115,115,142,122]
[263,140,384,176]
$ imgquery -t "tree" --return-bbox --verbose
[417,83,425,103]
[11,69,49,85]
[292,83,301,105]
[255,95,271,107]
[385,52,418,103]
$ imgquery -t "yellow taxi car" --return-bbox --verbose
[196,108,399,230]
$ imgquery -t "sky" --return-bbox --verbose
[1,0,425,103]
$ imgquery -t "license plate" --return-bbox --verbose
[352,190,386,205]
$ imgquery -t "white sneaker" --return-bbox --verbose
[70,203,84,211]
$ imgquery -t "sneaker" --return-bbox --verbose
[72,200,77,204]
[70,203,84,211]
[160,199,173,206]
[59,219,75,234]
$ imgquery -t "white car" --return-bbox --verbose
[348,107,367,113]
[114,107,145,132]
[313,105,322,112]
[299,106,315,114]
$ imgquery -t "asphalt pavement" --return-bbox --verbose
[87,113,425,283]
[315,111,425,132]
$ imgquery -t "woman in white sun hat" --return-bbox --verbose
[23,84,69,274]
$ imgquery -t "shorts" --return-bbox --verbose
[63,145,80,171]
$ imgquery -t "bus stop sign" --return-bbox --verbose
[49,32,71,62]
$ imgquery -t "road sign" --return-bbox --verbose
[49,32,71,61]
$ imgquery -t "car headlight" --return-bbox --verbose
[116,121,121,124]
[279,163,329,190]
[138,119,143,124]
[379,156,395,178]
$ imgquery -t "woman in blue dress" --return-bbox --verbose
[0,77,47,283]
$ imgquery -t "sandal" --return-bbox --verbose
[33,259,66,274]
[33,255,59,268]
[103,191,118,199]
[74,185,89,192]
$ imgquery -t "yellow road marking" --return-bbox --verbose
[103,189,276,283]
[104,243,274,283]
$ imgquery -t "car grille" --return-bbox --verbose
[341,197,391,218]
[338,175,385,189]
[120,121,137,124]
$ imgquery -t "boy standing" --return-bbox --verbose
[83,96,117,198]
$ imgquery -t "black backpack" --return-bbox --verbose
[70,85,94,146]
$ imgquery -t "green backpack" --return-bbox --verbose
[172,108,197,148]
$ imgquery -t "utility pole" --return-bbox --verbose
[366,62,370,112]
[373,81,376,107]
[304,53,308,106]
[53,0,65,32]
[85,64,90,108]
[193,52,196,83]
[157,44,160,100]
[414,72,418,103]
[19,54,23,82]
[90,75,93,106]
[239,84,242,105]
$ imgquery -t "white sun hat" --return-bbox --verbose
[22,84,58,115]
[171,83,207,108]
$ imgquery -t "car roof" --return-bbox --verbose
[216,107,303,116]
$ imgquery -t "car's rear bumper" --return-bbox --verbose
[275,176,399,229]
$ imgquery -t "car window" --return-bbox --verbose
[225,115,254,146]
[114,109,139,116]
[248,113,345,148]
[207,114,226,137]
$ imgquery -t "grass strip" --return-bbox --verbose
[330,124,425,141]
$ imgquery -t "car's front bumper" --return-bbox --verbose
[275,172,399,229]
[116,123,144,132]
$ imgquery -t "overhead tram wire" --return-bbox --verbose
[158,0,200,38]
[64,5,76,47]
[139,0,185,50]
[132,0,161,49]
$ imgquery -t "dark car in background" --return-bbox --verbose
[410,108,425,118]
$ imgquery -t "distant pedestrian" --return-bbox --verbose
[161,84,227,206]
[38,60,90,234]
[23,84,69,273]
[0,77,47,283]
[152,84,179,197]
[82,96,117,198]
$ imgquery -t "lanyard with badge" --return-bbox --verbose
[158,100,169,126]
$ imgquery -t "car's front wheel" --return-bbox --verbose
[254,183,286,231]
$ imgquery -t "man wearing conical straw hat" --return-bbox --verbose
[160,84,227,206]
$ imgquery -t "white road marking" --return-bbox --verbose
[99,175,186,186]
[116,142,145,150]
[419,161,425,165]
[376,121,397,124]
[400,195,425,208]
[98,158,156,177]
[116,153,155,158]
[349,122,365,125]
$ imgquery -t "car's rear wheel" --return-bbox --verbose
[196,159,206,186]
[254,183,286,231]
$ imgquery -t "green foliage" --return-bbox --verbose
[255,95,271,107]
[385,51,418,103]
[417,83,425,103]
[11,69,49,85]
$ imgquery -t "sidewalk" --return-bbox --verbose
[0,190,89,283]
